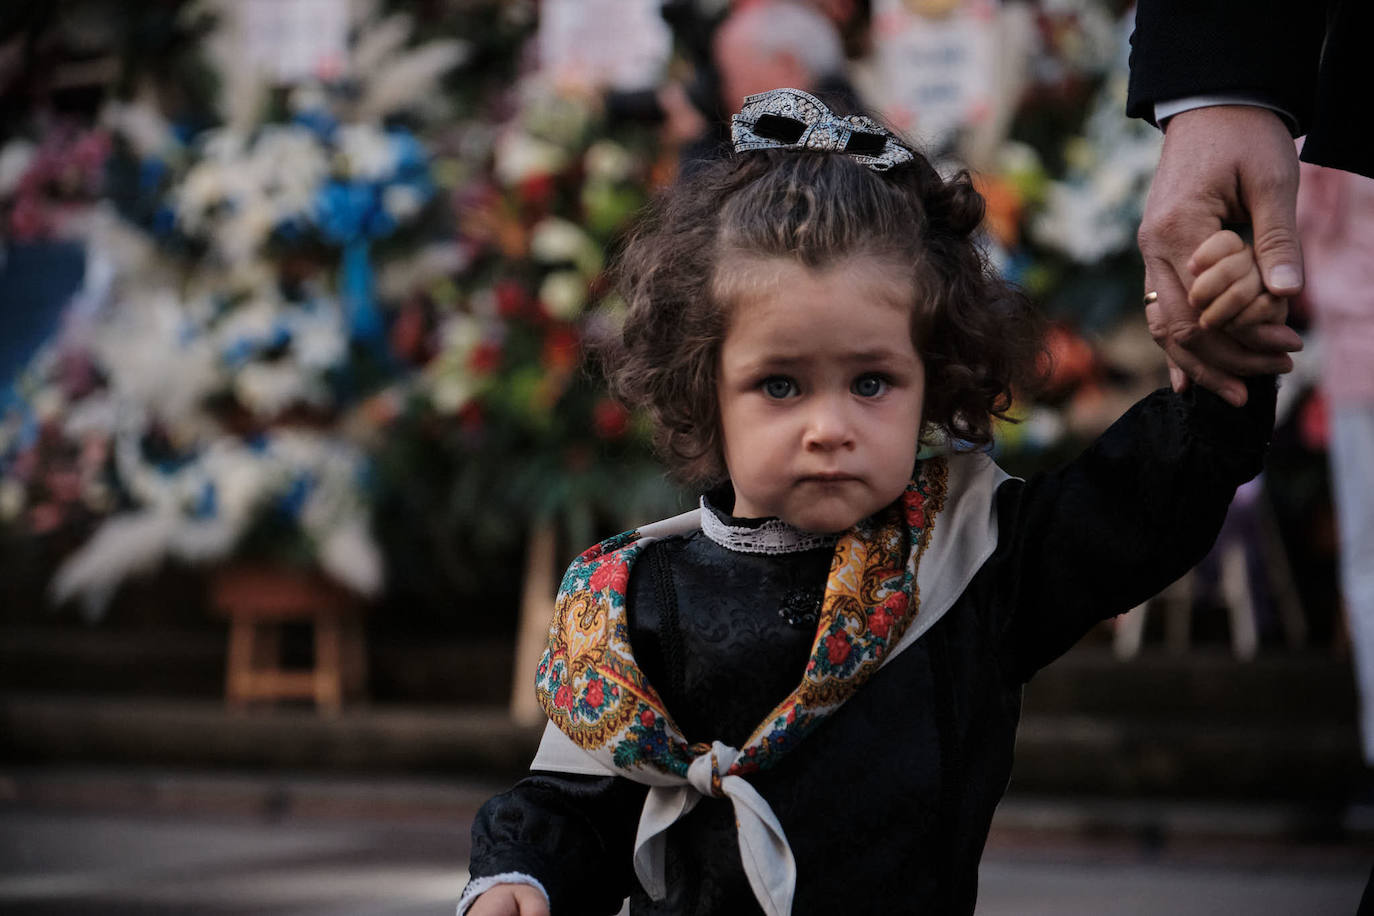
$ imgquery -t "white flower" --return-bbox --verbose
[177,159,231,234]
[288,305,349,371]
[235,362,317,416]
[336,124,397,181]
[428,373,477,414]
[63,395,117,439]
[1032,183,1127,263]
[101,99,178,160]
[383,184,424,221]
[493,129,567,187]
[32,386,66,423]
[422,314,487,413]
[0,140,36,196]
[436,312,483,352]
[217,297,281,346]
[317,518,383,595]
[0,479,25,522]
[251,126,329,220]
[584,140,633,183]
[530,217,599,275]
[539,270,588,320]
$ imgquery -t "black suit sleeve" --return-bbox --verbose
[1126,0,1329,134]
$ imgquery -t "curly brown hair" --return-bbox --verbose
[602,144,1045,488]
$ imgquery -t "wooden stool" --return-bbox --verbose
[212,565,367,714]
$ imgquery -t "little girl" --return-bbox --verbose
[461,88,1283,915]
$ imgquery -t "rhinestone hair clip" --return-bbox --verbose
[730,87,915,172]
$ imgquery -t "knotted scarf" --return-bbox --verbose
[531,452,1008,914]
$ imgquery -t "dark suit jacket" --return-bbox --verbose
[1126,0,1371,179]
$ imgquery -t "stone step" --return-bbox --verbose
[1022,648,1358,724]
[1,691,1362,802]
[2,628,1361,723]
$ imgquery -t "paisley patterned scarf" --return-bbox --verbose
[531,453,1008,914]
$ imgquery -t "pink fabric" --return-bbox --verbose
[1296,159,1374,404]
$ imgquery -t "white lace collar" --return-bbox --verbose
[698,495,838,555]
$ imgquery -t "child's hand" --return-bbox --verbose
[467,883,550,916]
[1186,229,1287,330]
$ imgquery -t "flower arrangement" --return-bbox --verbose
[0,9,466,618]
[370,74,682,600]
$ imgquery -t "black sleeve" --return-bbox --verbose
[466,771,647,913]
[994,376,1276,682]
[1125,0,1329,134]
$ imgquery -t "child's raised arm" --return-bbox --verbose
[1187,229,1287,330]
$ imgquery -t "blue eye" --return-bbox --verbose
[852,374,889,397]
[762,376,798,399]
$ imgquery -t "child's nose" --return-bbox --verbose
[803,397,855,450]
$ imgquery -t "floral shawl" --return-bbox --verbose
[530,452,1008,914]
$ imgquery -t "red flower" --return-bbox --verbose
[640,709,655,728]
[518,174,556,208]
[589,558,629,595]
[592,399,630,440]
[554,685,574,710]
[468,341,503,374]
[389,302,428,362]
[882,592,909,615]
[585,679,604,707]
[904,496,926,529]
[457,402,484,435]
[541,326,580,373]
[495,280,529,318]
[825,632,851,667]
[868,609,893,640]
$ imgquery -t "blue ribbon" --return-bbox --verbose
[312,128,435,344]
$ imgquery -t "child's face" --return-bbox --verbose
[716,256,924,533]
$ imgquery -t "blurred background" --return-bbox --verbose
[0,0,1366,913]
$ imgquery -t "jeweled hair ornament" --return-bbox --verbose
[730,87,915,172]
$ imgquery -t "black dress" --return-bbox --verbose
[465,378,1275,915]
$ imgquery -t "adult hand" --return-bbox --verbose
[1137,105,1305,406]
[467,884,551,916]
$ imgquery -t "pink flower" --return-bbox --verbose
[640,709,655,728]
[29,503,64,534]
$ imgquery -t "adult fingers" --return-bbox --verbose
[1166,354,1187,394]
[1171,331,1296,406]
[1144,264,1246,405]
[1240,121,1304,296]
[1228,318,1304,356]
